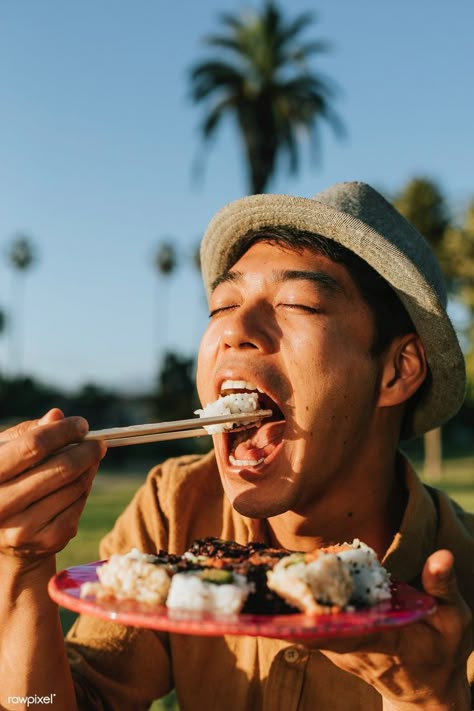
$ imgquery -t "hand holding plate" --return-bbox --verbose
[313,550,472,710]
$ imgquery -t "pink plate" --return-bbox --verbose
[49,561,436,639]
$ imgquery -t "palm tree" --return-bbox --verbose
[6,234,37,375]
[189,0,343,194]
[0,307,6,374]
[152,240,177,354]
[154,241,176,277]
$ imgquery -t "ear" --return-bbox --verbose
[377,333,427,407]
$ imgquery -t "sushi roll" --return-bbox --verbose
[166,568,253,615]
[80,548,172,604]
[266,541,391,614]
[336,539,391,605]
[267,552,354,614]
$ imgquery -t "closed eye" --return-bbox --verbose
[279,304,322,314]
[208,305,239,318]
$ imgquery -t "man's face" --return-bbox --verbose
[196,241,386,519]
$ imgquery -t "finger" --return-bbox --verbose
[42,491,91,553]
[0,408,65,442]
[1,465,98,556]
[422,549,460,603]
[40,488,94,555]
[37,408,66,425]
[0,440,105,518]
[35,463,97,538]
[0,416,98,483]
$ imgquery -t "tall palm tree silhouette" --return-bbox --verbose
[153,240,177,354]
[0,308,6,374]
[6,234,36,375]
[189,0,343,194]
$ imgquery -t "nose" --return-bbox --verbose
[221,302,279,353]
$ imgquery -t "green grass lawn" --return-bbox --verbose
[56,455,473,711]
[56,470,143,570]
[433,456,474,510]
[408,453,474,511]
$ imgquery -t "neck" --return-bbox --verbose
[266,452,407,560]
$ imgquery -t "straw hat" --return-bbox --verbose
[200,181,465,438]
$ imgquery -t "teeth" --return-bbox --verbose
[229,454,265,467]
[221,379,262,392]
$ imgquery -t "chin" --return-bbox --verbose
[231,495,289,520]
[214,439,302,517]
[221,474,294,520]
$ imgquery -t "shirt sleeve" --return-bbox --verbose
[67,617,172,711]
[65,463,174,710]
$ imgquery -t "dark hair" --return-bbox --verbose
[226,225,415,357]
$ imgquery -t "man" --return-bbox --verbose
[0,182,472,710]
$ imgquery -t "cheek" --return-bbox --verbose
[196,325,219,401]
[310,361,380,438]
[286,329,378,418]
[281,325,329,390]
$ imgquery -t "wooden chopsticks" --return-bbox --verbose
[85,410,272,448]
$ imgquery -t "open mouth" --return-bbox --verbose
[219,380,286,468]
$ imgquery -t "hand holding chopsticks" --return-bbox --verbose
[85,410,272,448]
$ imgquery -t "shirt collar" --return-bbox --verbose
[382,456,438,584]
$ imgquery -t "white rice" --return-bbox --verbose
[336,539,391,605]
[267,540,391,612]
[195,392,260,433]
[267,552,354,613]
[166,571,253,615]
[305,554,354,607]
[80,548,171,605]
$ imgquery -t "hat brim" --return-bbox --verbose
[201,193,466,439]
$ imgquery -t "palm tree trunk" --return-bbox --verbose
[423,427,443,482]
[8,272,25,377]
[153,280,170,362]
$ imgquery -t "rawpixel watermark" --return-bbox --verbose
[7,694,56,707]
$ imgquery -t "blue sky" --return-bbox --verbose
[0,0,473,393]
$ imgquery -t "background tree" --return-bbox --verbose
[440,198,474,404]
[66,382,120,429]
[153,351,202,458]
[0,308,6,373]
[0,374,61,424]
[152,240,177,354]
[393,177,449,263]
[189,0,343,194]
[192,242,201,273]
[154,351,198,420]
[393,178,453,481]
[5,234,37,376]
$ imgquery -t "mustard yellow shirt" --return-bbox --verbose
[66,451,474,710]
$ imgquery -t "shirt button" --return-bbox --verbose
[284,647,301,664]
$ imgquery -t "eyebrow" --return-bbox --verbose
[211,269,344,295]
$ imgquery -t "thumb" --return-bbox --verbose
[422,549,459,603]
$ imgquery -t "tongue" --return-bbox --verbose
[233,421,285,461]
[234,441,266,461]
